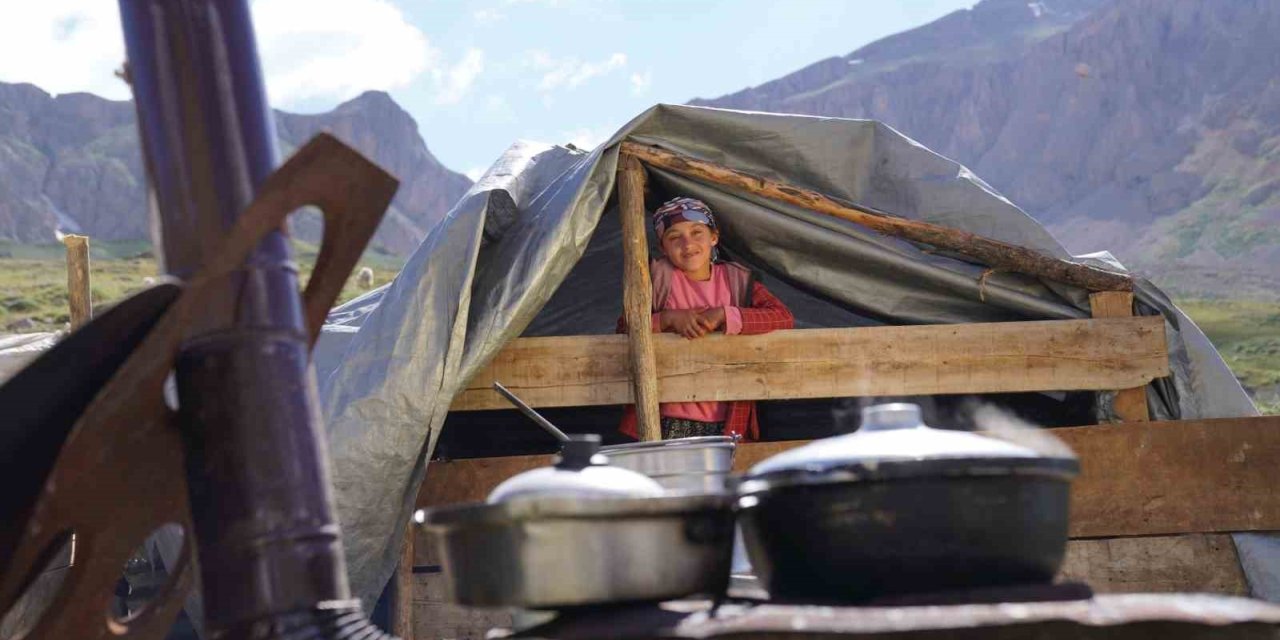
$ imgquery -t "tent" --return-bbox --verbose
[310,104,1273,605]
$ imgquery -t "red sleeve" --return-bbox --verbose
[738,281,794,335]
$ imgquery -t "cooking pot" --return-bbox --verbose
[424,435,734,609]
[601,436,736,493]
[737,403,1079,602]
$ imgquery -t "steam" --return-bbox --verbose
[968,401,1077,459]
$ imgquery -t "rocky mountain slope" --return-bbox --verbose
[0,84,470,256]
[694,0,1280,297]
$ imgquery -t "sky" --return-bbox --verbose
[0,0,975,180]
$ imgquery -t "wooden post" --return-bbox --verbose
[391,521,415,638]
[1090,291,1150,422]
[62,234,92,329]
[618,154,662,441]
[620,142,1133,293]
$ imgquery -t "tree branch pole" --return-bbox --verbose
[617,153,662,441]
[620,141,1133,293]
[62,234,92,330]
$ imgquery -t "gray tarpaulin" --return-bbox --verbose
[312,105,1269,605]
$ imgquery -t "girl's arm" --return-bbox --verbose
[736,281,794,335]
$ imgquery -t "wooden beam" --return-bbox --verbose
[1061,534,1248,595]
[416,416,1280,539]
[618,153,661,441]
[62,234,92,330]
[1089,291,1150,422]
[620,141,1133,293]
[451,317,1168,411]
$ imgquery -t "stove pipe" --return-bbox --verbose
[116,1,393,637]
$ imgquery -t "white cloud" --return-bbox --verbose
[474,8,507,24]
[629,69,653,96]
[528,50,627,92]
[253,0,431,108]
[465,166,486,181]
[433,48,485,105]
[0,3,129,99]
[0,0,480,110]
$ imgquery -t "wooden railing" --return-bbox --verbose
[451,317,1168,412]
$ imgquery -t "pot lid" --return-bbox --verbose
[487,435,664,503]
[745,403,1077,484]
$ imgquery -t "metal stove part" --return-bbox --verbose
[109,0,403,638]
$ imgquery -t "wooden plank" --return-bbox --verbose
[1059,417,1280,538]
[621,141,1133,293]
[451,317,1168,411]
[62,234,92,329]
[1061,534,1248,595]
[416,417,1280,539]
[1089,291,1150,422]
[618,153,661,440]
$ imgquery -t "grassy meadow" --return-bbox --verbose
[1,242,1277,415]
[0,240,401,332]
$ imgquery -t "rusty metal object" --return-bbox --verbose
[0,134,396,639]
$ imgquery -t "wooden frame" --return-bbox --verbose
[451,317,1168,411]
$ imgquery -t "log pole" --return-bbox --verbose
[62,234,92,330]
[620,142,1133,293]
[1090,291,1150,422]
[618,154,662,441]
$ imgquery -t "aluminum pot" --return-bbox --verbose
[601,436,754,574]
[601,436,736,493]
[423,435,735,609]
[736,403,1079,602]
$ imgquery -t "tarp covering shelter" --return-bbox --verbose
[310,105,1270,605]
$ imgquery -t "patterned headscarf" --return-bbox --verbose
[653,197,717,237]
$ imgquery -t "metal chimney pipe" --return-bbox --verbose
[116,2,386,636]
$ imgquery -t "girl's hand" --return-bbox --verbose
[661,308,710,339]
[698,307,726,332]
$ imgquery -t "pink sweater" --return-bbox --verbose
[649,265,743,422]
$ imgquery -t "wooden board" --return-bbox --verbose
[1059,417,1280,538]
[1089,291,1150,422]
[416,417,1280,539]
[1061,534,1248,595]
[451,317,1168,411]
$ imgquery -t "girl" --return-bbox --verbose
[618,197,794,441]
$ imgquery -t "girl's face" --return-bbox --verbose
[660,221,718,277]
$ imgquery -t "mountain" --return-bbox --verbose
[0,83,470,256]
[693,0,1280,298]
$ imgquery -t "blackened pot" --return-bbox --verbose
[738,466,1073,602]
[736,403,1079,602]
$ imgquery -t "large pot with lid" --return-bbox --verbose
[423,435,735,609]
[737,403,1079,602]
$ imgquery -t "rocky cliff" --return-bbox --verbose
[0,84,470,255]
[694,0,1280,296]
